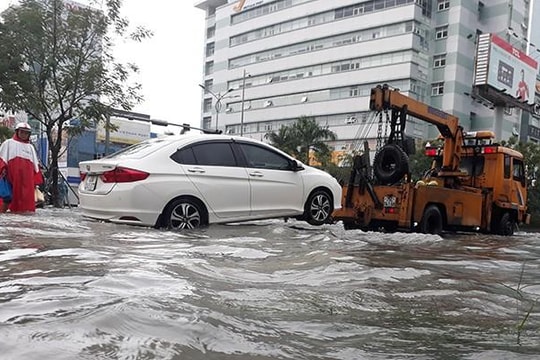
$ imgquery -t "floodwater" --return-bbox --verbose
[0,208,539,359]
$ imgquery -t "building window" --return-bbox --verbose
[437,0,450,11]
[205,61,214,75]
[206,25,215,39]
[203,98,212,112]
[431,82,444,96]
[435,25,448,40]
[204,79,213,92]
[202,117,212,129]
[206,42,215,57]
[229,21,414,69]
[433,54,446,68]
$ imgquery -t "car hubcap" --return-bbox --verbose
[170,203,201,229]
[310,194,330,222]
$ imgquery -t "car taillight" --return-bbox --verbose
[101,167,149,183]
[80,172,87,181]
[482,146,497,154]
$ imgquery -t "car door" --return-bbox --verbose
[172,140,250,219]
[237,142,304,217]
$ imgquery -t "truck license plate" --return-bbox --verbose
[85,176,97,191]
[383,195,396,208]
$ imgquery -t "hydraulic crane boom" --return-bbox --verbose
[370,85,464,176]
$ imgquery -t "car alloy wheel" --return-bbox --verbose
[306,190,332,226]
[168,199,203,230]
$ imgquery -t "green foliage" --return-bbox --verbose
[408,139,441,181]
[0,0,151,206]
[264,125,298,158]
[0,126,14,142]
[265,116,337,166]
[501,136,540,226]
[321,163,351,185]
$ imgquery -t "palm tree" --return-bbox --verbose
[264,125,299,158]
[293,116,336,165]
[265,116,337,166]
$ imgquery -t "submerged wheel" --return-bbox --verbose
[419,205,443,235]
[304,190,333,226]
[497,212,515,236]
[373,144,409,184]
[164,197,207,230]
[343,222,360,230]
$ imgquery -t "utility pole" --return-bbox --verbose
[240,69,247,136]
[199,84,233,132]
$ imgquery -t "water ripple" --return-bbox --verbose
[0,208,539,358]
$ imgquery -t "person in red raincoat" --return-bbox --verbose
[0,122,43,213]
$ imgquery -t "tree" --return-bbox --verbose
[265,116,337,166]
[294,116,336,165]
[502,136,540,225]
[0,126,14,142]
[0,0,151,206]
[264,125,298,159]
[408,139,441,181]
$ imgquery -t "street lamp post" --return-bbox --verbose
[240,69,250,136]
[199,84,233,132]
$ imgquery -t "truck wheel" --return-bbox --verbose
[419,205,443,235]
[373,144,409,184]
[497,212,515,236]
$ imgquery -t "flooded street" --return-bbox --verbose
[1,208,539,359]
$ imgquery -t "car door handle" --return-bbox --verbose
[187,167,206,173]
[249,171,263,177]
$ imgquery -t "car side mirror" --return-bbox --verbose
[291,160,304,172]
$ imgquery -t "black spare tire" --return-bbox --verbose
[373,144,409,184]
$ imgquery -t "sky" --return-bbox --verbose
[0,0,206,129]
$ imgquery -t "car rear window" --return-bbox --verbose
[105,138,172,159]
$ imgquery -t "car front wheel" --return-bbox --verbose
[164,198,206,230]
[304,190,333,226]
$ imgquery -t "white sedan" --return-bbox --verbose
[78,134,342,229]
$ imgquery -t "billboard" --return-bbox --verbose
[474,33,538,105]
[96,117,151,145]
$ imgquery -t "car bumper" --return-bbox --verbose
[79,184,164,227]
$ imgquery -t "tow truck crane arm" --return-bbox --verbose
[370,85,464,176]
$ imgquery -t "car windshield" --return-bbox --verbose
[104,138,172,160]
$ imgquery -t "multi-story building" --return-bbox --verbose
[195,0,536,152]
[522,0,540,143]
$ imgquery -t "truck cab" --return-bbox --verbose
[423,131,529,234]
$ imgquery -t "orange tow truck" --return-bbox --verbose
[333,85,530,235]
